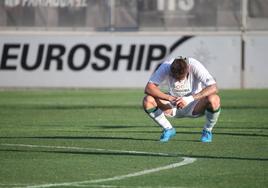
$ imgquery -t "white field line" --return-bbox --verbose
[54,184,187,188]
[40,185,187,188]
[24,158,195,188]
[0,144,196,188]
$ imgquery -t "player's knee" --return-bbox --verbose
[207,94,221,110]
[143,95,157,109]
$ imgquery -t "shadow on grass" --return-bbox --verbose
[0,104,141,110]
[177,125,268,130]
[0,148,267,162]
[0,136,157,141]
[1,129,267,142]
[1,104,268,110]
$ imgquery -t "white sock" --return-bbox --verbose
[204,108,221,132]
[146,107,173,130]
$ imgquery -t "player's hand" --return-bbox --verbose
[168,95,177,104]
[176,96,194,109]
[175,98,186,109]
[168,95,177,103]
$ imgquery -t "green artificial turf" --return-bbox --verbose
[0,89,267,188]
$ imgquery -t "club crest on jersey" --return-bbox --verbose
[172,81,191,96]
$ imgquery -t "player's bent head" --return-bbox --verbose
[170,58,189,81]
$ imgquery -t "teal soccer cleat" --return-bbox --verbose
[201,130,212,142]
[160,128,176,142]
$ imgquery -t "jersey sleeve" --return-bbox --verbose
[148,62,171,85]
[189,58,216,86]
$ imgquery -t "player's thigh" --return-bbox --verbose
[192,97,208,115]
[192,94,221,115]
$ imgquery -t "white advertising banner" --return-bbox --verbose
[0,34,241,88]
[244,34,268,88]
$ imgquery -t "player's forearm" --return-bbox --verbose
[144,83,172,101]
[192,84,218,100]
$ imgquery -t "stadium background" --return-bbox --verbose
[0,0,268,89]
[0,1,267,188]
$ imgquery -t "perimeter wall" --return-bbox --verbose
[0,0,267,88]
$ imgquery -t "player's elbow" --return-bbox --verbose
[212,84,219,94]
[144,83,151,95]
[144,82,156,95]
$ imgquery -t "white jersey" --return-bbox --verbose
[148,57,216,97]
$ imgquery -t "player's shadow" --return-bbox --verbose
[177,125,268,130]
[108,130,268,138]
[1,128,267,143]
[214,132,268,137]
[175,131,268,138]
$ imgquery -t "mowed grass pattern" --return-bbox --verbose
[0,89,267,188]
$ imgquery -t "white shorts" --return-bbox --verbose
[166,100,203,118]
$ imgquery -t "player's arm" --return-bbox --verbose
[177,58,218,109]
[193,84,218,100]
[145,60,177,103]
[176,84,218,109]
[144,82,177,102]
[190,58,218,100]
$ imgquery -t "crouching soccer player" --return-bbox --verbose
[143,57,221,142]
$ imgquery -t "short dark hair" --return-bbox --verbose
[170,58,188,79]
